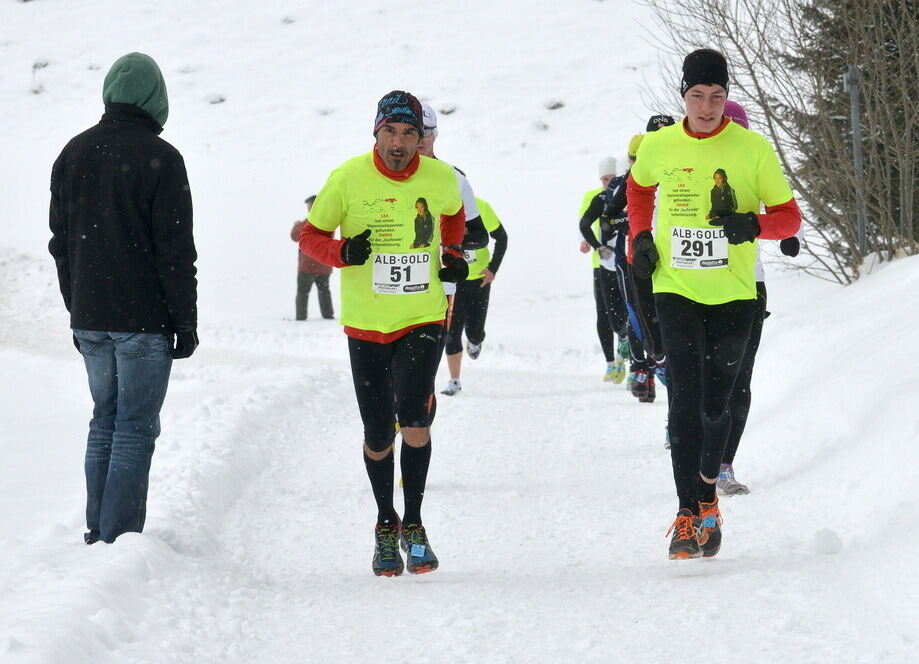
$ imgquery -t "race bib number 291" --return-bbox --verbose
[670,227,728,269]
[372,252,431,294]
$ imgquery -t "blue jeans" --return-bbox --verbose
[74,330,173,543]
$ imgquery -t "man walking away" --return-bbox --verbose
[49,52,198,545]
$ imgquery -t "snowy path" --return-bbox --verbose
[13,314,902,664]
[1,242,916,663]
[3,251,918,663]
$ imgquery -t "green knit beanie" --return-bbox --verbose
[102,52,169,127]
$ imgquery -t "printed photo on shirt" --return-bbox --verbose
[411,197,434,248]
[708,169,737,219]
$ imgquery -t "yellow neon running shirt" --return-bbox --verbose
[580,187,603,269]
[464,197,502,280]
[309,152,463,333]
[630,121,793,304]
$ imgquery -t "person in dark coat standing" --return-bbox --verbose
[48,52,198,545]
[290,195,334,320]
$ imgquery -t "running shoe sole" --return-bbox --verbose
[669,549,703,560]
[373,566,404,577]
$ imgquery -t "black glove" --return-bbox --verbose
[710,212,760,245]
[73,334,81,353]
[631,230,659,280]
[461,216,489,250]
[341,229,372,265]
[172,325,199,359]
[438,253,469,283]
[780,236,800,257]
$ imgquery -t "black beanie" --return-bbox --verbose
[680,49,729,97]
[646,114,676,132]
[373,90,424,136]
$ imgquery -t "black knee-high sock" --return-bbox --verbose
[364,448,397,526]
[400,439,431,526]
[698,475,717,504]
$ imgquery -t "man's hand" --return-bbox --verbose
[341,229,372,265]
[438,253,469,283]
[579,241,591,254]
[172,325,199,359]
[710,212,760,245]
[780,236,800,257]
[480,267,495,286]
[631,230,659,280]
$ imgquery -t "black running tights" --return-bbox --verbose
[348,324,443,452]
[445,278,491,355]
[655,293,755,512]
[723,282,767,465]
[594,267,627,362]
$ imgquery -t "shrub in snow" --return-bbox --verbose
[31,59,48,94]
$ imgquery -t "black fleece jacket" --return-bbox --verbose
[49,103,197,333]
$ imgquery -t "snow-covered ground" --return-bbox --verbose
[1,1,917,662]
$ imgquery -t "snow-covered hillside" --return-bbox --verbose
[1,1,917,663]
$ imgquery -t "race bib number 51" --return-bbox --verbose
[372,253,431,294]
[670,227,728,269]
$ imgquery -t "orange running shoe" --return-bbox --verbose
[667,508,703,559]
[699,496,723,558]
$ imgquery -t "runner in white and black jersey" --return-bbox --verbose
[440,195,508,396]
[418,102,489,254]
[579,159,631,384]
[579,159,631,383]
[415,103,495,397]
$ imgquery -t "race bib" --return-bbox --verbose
[372,253,431,294]
[463,249,477,264]
[670,227,728,269]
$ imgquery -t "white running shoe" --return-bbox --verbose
[466,342,482,360]
[440,379,462,396]
[716,465,750,495]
